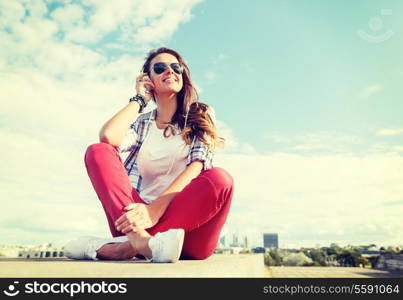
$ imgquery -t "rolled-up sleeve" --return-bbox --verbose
[186,137,213,170]
[117,119,139,153]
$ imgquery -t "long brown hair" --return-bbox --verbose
[142,47,224,150]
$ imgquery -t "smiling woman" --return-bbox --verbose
[63,47,233,263]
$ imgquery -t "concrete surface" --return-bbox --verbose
[0,254,267,278]
[267,266,403,278]
[3,255,401,278]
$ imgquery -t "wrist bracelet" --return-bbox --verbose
[129,94,147,113]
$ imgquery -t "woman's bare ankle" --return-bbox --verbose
[126,231,153,259]
[135,236,152,259]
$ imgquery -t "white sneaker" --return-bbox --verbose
[63,235,129,260]
[147,229,185,263]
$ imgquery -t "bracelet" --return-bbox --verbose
[129,94,147,113]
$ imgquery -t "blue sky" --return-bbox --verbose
[0,0,402,249]
[176,0,403,151]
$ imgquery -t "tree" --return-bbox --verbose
[324,247,337,256]
[385,246,398,255]
[264,249,283,266]
[304,249,327,266]
[283,253,312,266]
[264,253,277,266]
[269,249,283,265]
[336,248,368,267]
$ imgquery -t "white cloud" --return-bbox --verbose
[89,0,135,32]
[1,0,202,77]
[22,0,48,19]
[0,126,110,247]
[217,127,400,245]
[204,71,217,81]
[133,6,195,44]
[368,144,403,155]
[215,151,403,248]
[0,0,204,247]
[65,0,202,46]
[0,1,25,28]
[265,133,292,144]
[216,120,256,154]
[50,4,86,31]
[376,128,403,136]
[391,146,403,152]
[265,131,362,154]
[357,83,383,100]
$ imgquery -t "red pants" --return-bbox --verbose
[84,143,233,260]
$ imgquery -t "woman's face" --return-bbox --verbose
[149,53,183,95]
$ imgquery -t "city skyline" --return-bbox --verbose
[1,234,401,251]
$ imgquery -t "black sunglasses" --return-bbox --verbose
[152,62,184,75]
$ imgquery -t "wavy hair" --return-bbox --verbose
[142,47,224,150]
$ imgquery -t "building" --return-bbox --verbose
[229,233,239,247]
[0,244,25,258]
[263,233,279,249]
[376,254,403,271]
[243,236,249,249]
[219,236,226,248]
[214,248,233,254]
[17,243,64,259]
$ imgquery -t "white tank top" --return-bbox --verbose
[136,121,190,204]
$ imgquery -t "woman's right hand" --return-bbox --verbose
[135,72,155,103]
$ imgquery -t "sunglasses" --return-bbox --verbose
[152,62,184,75]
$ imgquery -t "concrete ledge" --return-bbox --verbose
[267,266,403,278]
[0,254,267,278]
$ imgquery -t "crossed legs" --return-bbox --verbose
[84,143,233,260]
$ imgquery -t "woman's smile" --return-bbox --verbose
[162,77,177,84]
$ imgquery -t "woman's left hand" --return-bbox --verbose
[115,203,160,234]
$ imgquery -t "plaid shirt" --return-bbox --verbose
[118,109,214,193]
